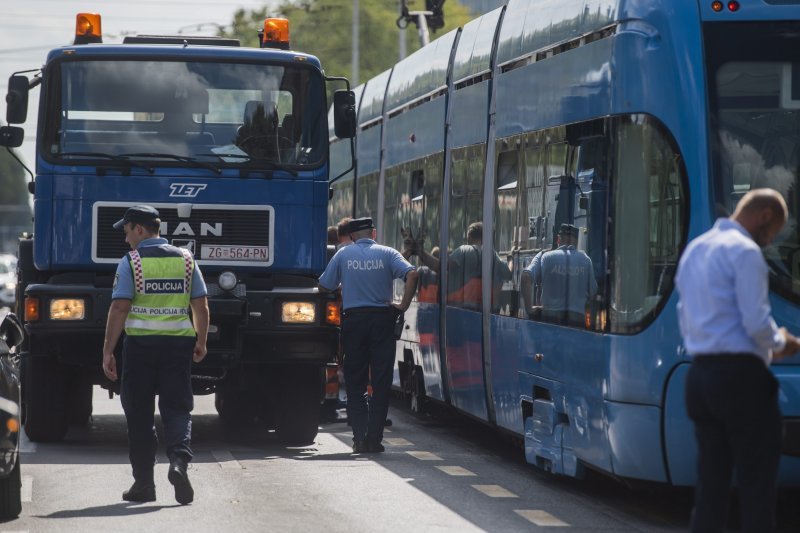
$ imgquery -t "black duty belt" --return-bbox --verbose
[342,306,391,317]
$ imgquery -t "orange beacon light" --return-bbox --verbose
[74,13,103,45]
[260,18,290,50]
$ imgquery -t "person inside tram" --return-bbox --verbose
[408,222,510,311]
[523,223,597,325]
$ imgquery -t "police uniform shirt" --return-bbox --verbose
[112,237,208,300]
[319,238,414,309]
[532,245,597,314]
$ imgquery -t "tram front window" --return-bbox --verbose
[706,23,800,301]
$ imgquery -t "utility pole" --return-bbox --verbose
[351,0,359,86]
[398,0,407,60]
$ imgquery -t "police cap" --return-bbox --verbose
[558,223,579,239]
[113,205,161,230]
[347,217,375,234]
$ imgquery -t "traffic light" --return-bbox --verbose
[425,0,445,31]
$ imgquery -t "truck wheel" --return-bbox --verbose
[0,457,22,519]
[66,376,93,427]
[24,356,68,442]
[274,366,323,445]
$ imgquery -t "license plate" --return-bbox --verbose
[201,245,269,261]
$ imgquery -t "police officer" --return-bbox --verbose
[102,205,209,505]
[319,217,418,452]
[524,223,596,324]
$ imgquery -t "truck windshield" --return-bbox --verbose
[44,59,327,168]
[707,22,800,302]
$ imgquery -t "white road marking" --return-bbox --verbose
[515,509,570,527]
[406,451,442,461]
[384,437,413,446]
[436,466,476,476]
[21,475,32,502]
[472,484,518,498]
[212,450,243,470]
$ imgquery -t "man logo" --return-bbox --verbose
[169,183,207,198]
[172,239,196,253]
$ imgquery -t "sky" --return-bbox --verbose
[0,0,278,168]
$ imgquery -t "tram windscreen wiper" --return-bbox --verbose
[119,153,222,175]
[56,151,155,174]
[198,153,298,177]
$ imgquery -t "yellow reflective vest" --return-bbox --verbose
[124,246,195,337]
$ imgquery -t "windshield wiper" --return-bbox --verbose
[197,153,299,177]
[56,152,154,174]
[119,153,222,175]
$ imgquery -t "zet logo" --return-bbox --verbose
[169,183,207,198]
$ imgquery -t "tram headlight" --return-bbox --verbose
[218,271,238,291]
[281,301,315,323]
[50,298,86,320]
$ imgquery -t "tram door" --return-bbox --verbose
[492,130,613,475]
[443,146,490,420]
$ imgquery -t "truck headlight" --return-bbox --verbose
[50,298,86,320]
[218,271,237,291]
[281,301,315,323]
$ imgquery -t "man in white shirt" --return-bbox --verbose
[676,188,800,533]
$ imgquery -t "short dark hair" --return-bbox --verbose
[467,222,482,242]
[327,226,338,245]
[140,219,161,234]
[337,217,352,237]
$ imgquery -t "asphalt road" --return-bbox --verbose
[2,387,799,532]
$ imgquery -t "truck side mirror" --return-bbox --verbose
[0,313,24,350]
[0,126,24,148]
[332,90,356,139]
[6,75,30,124]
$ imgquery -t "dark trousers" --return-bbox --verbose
[121,335,195,483]
[685,355,782,533]
[341,309,396,446]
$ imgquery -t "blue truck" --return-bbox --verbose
[0,13,355,444]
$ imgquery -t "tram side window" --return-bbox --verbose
[526,142,600,327]
[610,115,686,333]
[413,156,443,304]
[517,145,546,319]
[383,168,399,250]
[492,148,520,316]
[356,173,378,219]
[446,146,488,310]
[329,176,354,228]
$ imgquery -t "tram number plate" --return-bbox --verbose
[201,245,268,261]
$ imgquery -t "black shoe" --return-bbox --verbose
[366,442,385,453]
[168,456,194,505]
[352,440,369,453]
[384,418,393,427]
[122,481,156,503]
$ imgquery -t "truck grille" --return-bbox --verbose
[95,204,272,264]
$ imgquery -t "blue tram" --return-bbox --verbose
[329,0,800,485]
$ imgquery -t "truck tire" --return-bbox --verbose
[66,376,93,427]
[24,356,68,442]
[0,457,22,519]
[274,365,323,445]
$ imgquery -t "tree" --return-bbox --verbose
[221,0,474,83]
